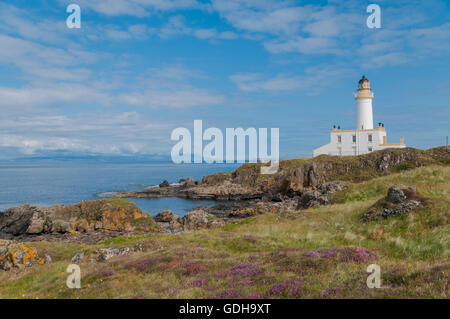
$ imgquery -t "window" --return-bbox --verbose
[338,135,342,143]
[368,147,373,152]
[368,134,372,142]
[352,135,356,143]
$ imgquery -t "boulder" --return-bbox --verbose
[154,210,183,233]
[96,245,143,262]
[159,180,170,188]
[362,185,424,222]
[71,252,85,263]
[0,240,51,271]
[154,210,177,223]
[185,177,196,186]
[317,181,347,193]
[297,190,330,209]
[387,186,407,203]
[181,210,226,231]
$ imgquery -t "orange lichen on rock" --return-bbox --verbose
[1,241,50,271]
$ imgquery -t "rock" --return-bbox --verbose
[387,185,419,204]
[317,181,347,194]
[154,210,177,223]
[185,177,195,186]
[202,173,232,185]
[362,200,420,222]
[0,198,163,244]
[44,254,52,264]
[159,180,170,188]
[96,246,140,262]
[71,252,85,263]
[154,210,183,233]
[97,248,121,261]
[0,240,48,271]
[51,220,73,233]
[297,190,330,209]
[387,186,407,203]
[181,210,226,231]
[114,147,440,208]
[362,185,423,222]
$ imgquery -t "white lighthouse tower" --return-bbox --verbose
[313,76,406,157]
[355,76,374,130]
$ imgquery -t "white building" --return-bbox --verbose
[313,76,406,157]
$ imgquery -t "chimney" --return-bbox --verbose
[383,136,387,145]
[400,136,404,144]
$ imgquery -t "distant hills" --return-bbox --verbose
[0,150,172,163]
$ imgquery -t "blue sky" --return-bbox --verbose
[0,0,449,160]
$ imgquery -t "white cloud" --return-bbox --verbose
[264,36,343,55]
[68,0,209,17]
[158,15,237,41]
[119,88,224,108]
[230,65,353,93]
[0,112,174,156]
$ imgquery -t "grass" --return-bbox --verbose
[0,165,448,299]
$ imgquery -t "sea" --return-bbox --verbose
[0,161,240,217]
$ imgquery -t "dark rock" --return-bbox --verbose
[387,186,407,203]
[297,190,330,209]
[362,200,420,222]
[154,210,178,223]
[159,180,170,188]
[362,185,423,222]
[317,181,347,193]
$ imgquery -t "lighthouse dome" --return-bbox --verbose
[358,76,370,89]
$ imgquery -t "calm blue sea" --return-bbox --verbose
[0,162,239,217]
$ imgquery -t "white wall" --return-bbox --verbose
[313,128,404,157]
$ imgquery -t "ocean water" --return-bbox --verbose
[0,161,239,217]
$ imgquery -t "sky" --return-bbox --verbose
[0,0,449,160]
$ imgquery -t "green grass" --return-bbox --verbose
[0,165,448,299]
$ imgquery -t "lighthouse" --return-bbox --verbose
[313,76,406,157]
[355,76,374,130]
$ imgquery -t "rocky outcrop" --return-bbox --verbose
[0,198,162,243]
[154,210,226,234]
[159,180,170,188]
[97,245,143,262]
[297,181,347,209]
[154,210,183,233]
[113,147,442,204]
[0,240,51,271]
[361,185,426,222]
[69,244,145,264]
[297,190,331,209]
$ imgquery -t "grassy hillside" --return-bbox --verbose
[0,165,448,299]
